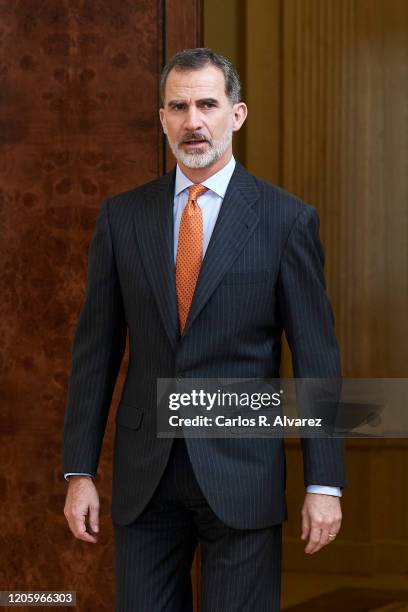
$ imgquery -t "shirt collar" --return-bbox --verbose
[174,154,236,199]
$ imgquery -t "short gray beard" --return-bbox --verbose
[167,119,234,169]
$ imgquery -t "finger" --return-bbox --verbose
[316,528,331,550]
[301,509,310,541]
[72,518,98,543]
[326,520,342,545]
[305,526,322,554]
[311,519,342,553]
[333,517,342,534]
[88,503,100,534]
[77,531,98,543]
[71,509,98,543]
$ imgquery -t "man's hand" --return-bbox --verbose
[301,492,342,554]
[64,476,100,543]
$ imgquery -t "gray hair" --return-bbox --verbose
[159,47,241,107]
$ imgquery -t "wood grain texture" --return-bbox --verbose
[280,0,408,378]
[284,587,408,611]
[0,0,197,607]
[245,0,282,184]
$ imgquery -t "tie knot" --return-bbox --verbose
[188,184,208,202]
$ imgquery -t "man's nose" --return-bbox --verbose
[183,106,203,132]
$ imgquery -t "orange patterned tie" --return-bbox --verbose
[176,183,209,334]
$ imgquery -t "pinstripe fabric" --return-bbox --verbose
[62,158,346,530]
[114,437,282,612]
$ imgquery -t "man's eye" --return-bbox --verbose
[203,103,215,108]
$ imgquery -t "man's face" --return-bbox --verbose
[159,64,246,169]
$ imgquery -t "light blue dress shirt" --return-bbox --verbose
[65,154,341,497]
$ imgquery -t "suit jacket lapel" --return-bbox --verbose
[132,167,179,351]
[183,160,260,336]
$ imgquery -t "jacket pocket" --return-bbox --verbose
[115,402,144,430]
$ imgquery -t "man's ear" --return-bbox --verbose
[159,108,167,134]
[232,102,248,132]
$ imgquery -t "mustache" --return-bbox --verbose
[181,133,210,143]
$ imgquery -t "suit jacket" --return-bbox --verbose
[62,159,346,529]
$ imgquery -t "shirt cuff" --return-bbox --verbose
[64,472,94,481]
[306,485,342,497]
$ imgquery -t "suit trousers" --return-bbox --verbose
[113,436,282,611]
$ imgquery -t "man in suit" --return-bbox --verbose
[62,48,345,611]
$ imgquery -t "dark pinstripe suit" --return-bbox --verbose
[62,159,345,610]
